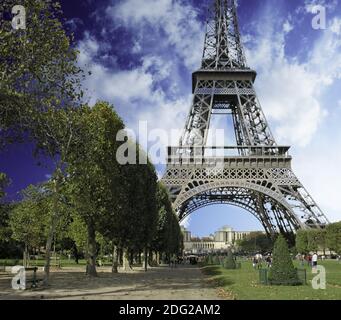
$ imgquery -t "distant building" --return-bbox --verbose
[181,225,255,254]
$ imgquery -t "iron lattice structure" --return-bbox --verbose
[161,0,329,236]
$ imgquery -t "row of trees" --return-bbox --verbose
[0,0,183,285]
[296,223,341,255]
[236,231,274,254]
[235,223,341,257]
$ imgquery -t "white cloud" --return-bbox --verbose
[76,0,341,225]
[293,134,341,223]
[245,7,341,147]
[330,17,341,35]
[283,20,294,33]
[107,0,204,70]
[77,35,189,157]
[132,40,142,54]
[244,3,341,223]
[304,0,338,13]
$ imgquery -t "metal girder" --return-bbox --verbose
[202,0,247,70]
[161,0,330,236]
[181,79,275,148]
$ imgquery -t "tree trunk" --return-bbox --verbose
[23,243,28,268]
[112,245,118,273]
[86,222,97,277]
[143,247,148,272]
[43,170,61,286]
[130,251,134,267]
[156,252,160,266]
[122,248,131,271]
[138,251,142,265]
[73,244,79,264]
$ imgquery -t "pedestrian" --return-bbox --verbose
[312,252,318,269]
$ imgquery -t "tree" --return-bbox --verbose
[0,0,84,148]
[115,146,158,271]
[296,229,328,255]
[151,183,183,262]
[326,222,341,255]
[307,229,321,253]
[0,173,9,198]
[1,0,86,285]
[268,235,301,286]
[315,229,327,255]
[0,174,20,258]
[66,102,125,277]
[295,229,309,254]
[31,107,87,284]
[236,232,273,254]
[223,249,236,269]
[9,185,49,266]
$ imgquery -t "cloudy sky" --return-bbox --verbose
[1,0,341,237]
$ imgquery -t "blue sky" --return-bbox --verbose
[1,0,341,237]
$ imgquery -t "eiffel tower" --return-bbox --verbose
[161,0,330,236]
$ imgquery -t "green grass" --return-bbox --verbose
[0,258,88,267]
[201,260,341,300]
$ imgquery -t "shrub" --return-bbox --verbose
[223,249,236,269]
[212,255,220,265]
[205,255,213,265]
[268,235,301,286]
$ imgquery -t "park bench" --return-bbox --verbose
[25,267,43,288]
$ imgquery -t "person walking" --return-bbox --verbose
[312,253,318,269]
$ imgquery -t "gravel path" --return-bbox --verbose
[0,265,223,300]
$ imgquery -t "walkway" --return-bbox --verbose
[0,264,223,300]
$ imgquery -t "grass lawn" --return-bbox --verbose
[201,260,341,300]
[0,258,88,267]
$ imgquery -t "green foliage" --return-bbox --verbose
[0,0,85,147]
[326,222,341,255]
[67,212,87,251]
[296,229,327,254]
[295,229,309,254]
[117,146,158,252]
[237,231,273,254]
[152,183,183,256]
[65,101,126,275]
[0,173,12,242]
[212,255,220,265]
[307,229,321,252]
[9,185,49,249]
[205,255,214,265]
[0,173,9,199]
[268,235,301,286]
[223,250,236,269]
